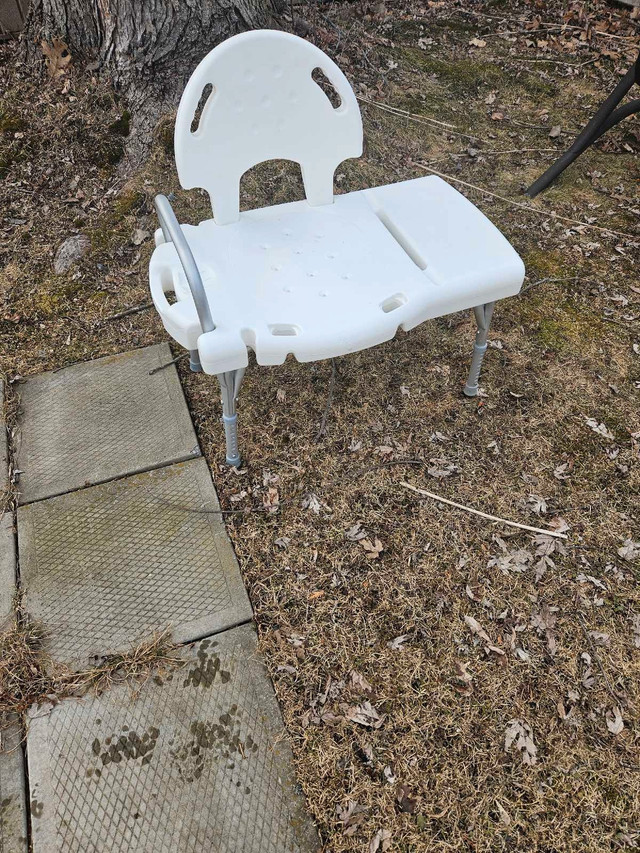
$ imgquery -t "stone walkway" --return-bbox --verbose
[1,348,319,852]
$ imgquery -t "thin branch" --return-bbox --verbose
[416,163,639,241]
[399,481,569,539]
[148,354,187,375]
[358,97,481,142]
[520,275,579,294]
[101,301,153,323]
[357,96,457,128]
[315,359,338,442]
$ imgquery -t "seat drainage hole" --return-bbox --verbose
[269,324,300,336]
[381,293,407,313]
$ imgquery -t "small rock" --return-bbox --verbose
[54,234,90,274]
[549,125,562,139]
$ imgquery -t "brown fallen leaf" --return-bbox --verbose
[350,670,373,694]
[337,799,367,836]
[504,719,537,766]
[42,38,72,78]
[369,828,392,852]
[606,706,624,735]
[464,615,504,656]
[396,784,417,814]
[262,486,279,513]
[344,701,385,729]
[360,538,383,559]
[451,660,474,695]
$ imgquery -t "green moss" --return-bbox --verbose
[518,284,602,353]
[86,188,146,252]
[403,51,503,94]
[522,248,571,280]
[155,117,175,156]
[0,111,26,134]
[88,138,124,167]
[33,287,64,316]
[113,189,145,218]
[108,110,131,137]
[537,318,571,351]
[0,152,14,179]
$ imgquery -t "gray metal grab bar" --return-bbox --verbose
[153,194,215,334]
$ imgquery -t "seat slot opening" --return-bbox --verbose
[373,208,428,271]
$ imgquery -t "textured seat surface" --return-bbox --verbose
[149,175,524,374]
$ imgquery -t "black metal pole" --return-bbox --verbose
[526,54,639,198]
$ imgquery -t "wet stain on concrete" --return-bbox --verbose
[183,640,231,689]
[30,798,44,818]
[88,726,160,771]
[170,703,257,784]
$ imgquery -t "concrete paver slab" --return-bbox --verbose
[27,625,319,853]
[0,720,28,853]
[0,513,16,630]
[1,378,8,495]
[15,344,199,505]
[19,459,252,668]
[1,379,17,629]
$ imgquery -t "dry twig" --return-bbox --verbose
[400,481,569,539]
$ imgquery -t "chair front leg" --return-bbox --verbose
[463,302,495,397]
[218,368,246,466]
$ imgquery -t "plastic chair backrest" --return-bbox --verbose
[174,29,363,225]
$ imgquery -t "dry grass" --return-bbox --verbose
[0,605,183,725]
[1,0,640,849]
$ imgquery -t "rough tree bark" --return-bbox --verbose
[25,0,283,161]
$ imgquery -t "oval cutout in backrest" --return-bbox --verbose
[381,293,407,313]
[311,67,342,109]
[190,83,215,134]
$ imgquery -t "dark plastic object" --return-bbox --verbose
[526,52,639,198]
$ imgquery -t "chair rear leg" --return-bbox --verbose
[218,368,246,466]
[463,302,495,397]
[189,349,202,372]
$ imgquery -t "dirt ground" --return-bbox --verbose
[1,0,639,849]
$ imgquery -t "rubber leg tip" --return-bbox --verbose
[463,385,478,398]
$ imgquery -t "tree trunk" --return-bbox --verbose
[24,0,283,162]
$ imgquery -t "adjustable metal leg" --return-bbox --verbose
[189,349,202,372]
[464,302,494,397]
[217,368,246,467]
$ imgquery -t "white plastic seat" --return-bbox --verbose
[149,29,525,465]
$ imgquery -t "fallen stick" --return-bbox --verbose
[399,481,568,539]
[102,301,153,322]
[357,96,457,128]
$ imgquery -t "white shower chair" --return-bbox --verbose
[149,29,524,466]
